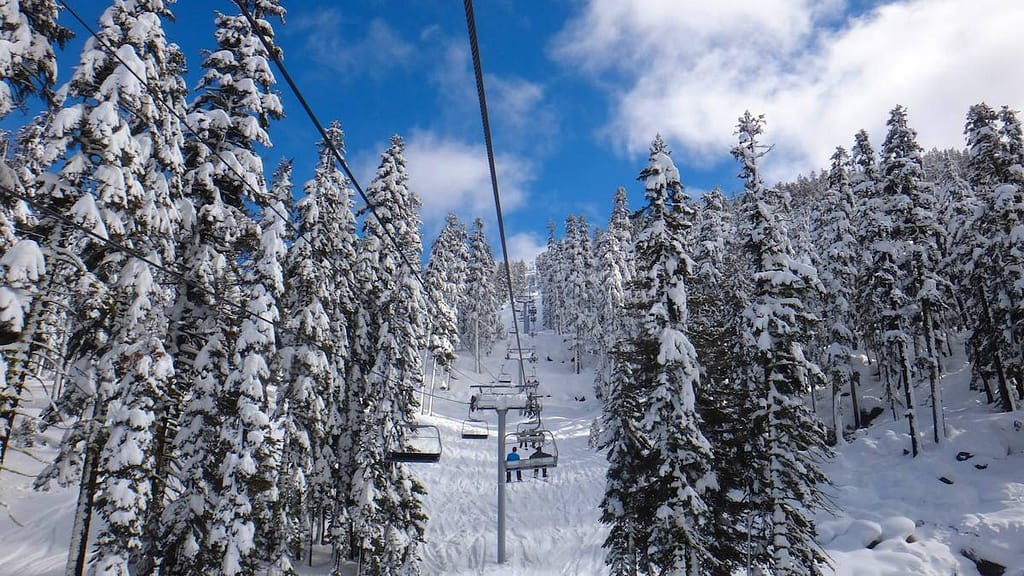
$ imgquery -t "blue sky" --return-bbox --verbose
[14,0,1024,261]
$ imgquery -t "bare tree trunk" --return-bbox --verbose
[850,371,863,429]
[832,376,846,445]
[897,340,919,457]
[921,300,945,445]
[66,420,101,576]
[979,288,1016,411]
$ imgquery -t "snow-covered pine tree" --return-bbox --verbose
[423,212,468,369]
[349,135,428,575]
[23,2,187,574]
[685,185,749,574]
[0,0,71,468]
[876,105,929,456]
[815,147,860,443]
[635,135,717,576]
[963,103,1016,411]
[731,112,831,575]
[164,2,286,574]
[600,135,717,576]
[995,106,1024,401]
[0,0,71,116]
[0,0,68,352]
[262,158,311,570]
[536,220,559,331]
[279,122,358,567]
[234,154,292,575]
[688,186,742,399]
[881,107,948,445]
[599,340,653,576]
[592,187,634,402]
[460,218,503,370]
[849,129,901,416]
[564,214,597,374]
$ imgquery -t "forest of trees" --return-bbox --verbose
[2,2,1024,576]
[0,2,506,575]
[536,107,1024,574]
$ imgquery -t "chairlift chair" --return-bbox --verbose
[387,424,442,463]
[514,420,548,446]
[504,428,558,472]
[461,408,489,439]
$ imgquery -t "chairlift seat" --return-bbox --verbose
[504,429,558,470]
[461,418,489,440]
[505,455,556,471]
[388,424,442,463]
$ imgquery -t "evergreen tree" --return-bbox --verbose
[0,0,71,116]
[0,0,70,369]
[876,105,930,456]
[536,220,559,331]
[564,214,597,374]
[731,112,831,575]
[278,122,358,567]
[601,136,716,576]
[688,186,742,397]
[164,2,286,573]
[592,187,634,402]
[815,147,860,442]
[599,343,654,576]
[0,0,70,466]
[687,185,747,574]
[885,109,948,445]
[850,129,900,415]
[996,106,1024,400]
[349,136,428,575]
[423,213,468,367]
[23,2,187,574]
[460,218,503,369]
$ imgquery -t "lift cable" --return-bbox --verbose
[462,0,528,390]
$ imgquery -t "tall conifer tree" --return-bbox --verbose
[732,112,830,575]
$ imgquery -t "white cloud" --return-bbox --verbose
[404,130,533,228]
[506,232,547,264]
[552,0,1024,181]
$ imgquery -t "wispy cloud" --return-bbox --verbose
[428,41,559,153]
[552,0,1024,181]
[289,10,414,81]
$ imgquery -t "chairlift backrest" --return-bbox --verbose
[461,417,489,440]
[388,424,442,463]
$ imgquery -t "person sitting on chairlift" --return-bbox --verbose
[529,445,550,478]
[505,446,522,482]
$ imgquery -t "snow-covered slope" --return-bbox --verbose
[412,328,608,575]
[814,350,1024,576]
[1,322,1023,575]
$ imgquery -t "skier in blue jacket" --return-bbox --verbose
[505,446,522,482]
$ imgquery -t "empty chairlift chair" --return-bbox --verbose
[387,424,442,463]
[461,409,489,439]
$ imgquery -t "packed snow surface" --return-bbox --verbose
[1,315,1023,575]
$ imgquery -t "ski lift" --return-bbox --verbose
[505,346,537,362]
[461,403,490,439]
[387,424,442,463]
[504,429,558,472]
[461,416,489,440]
[514,420,547,446]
